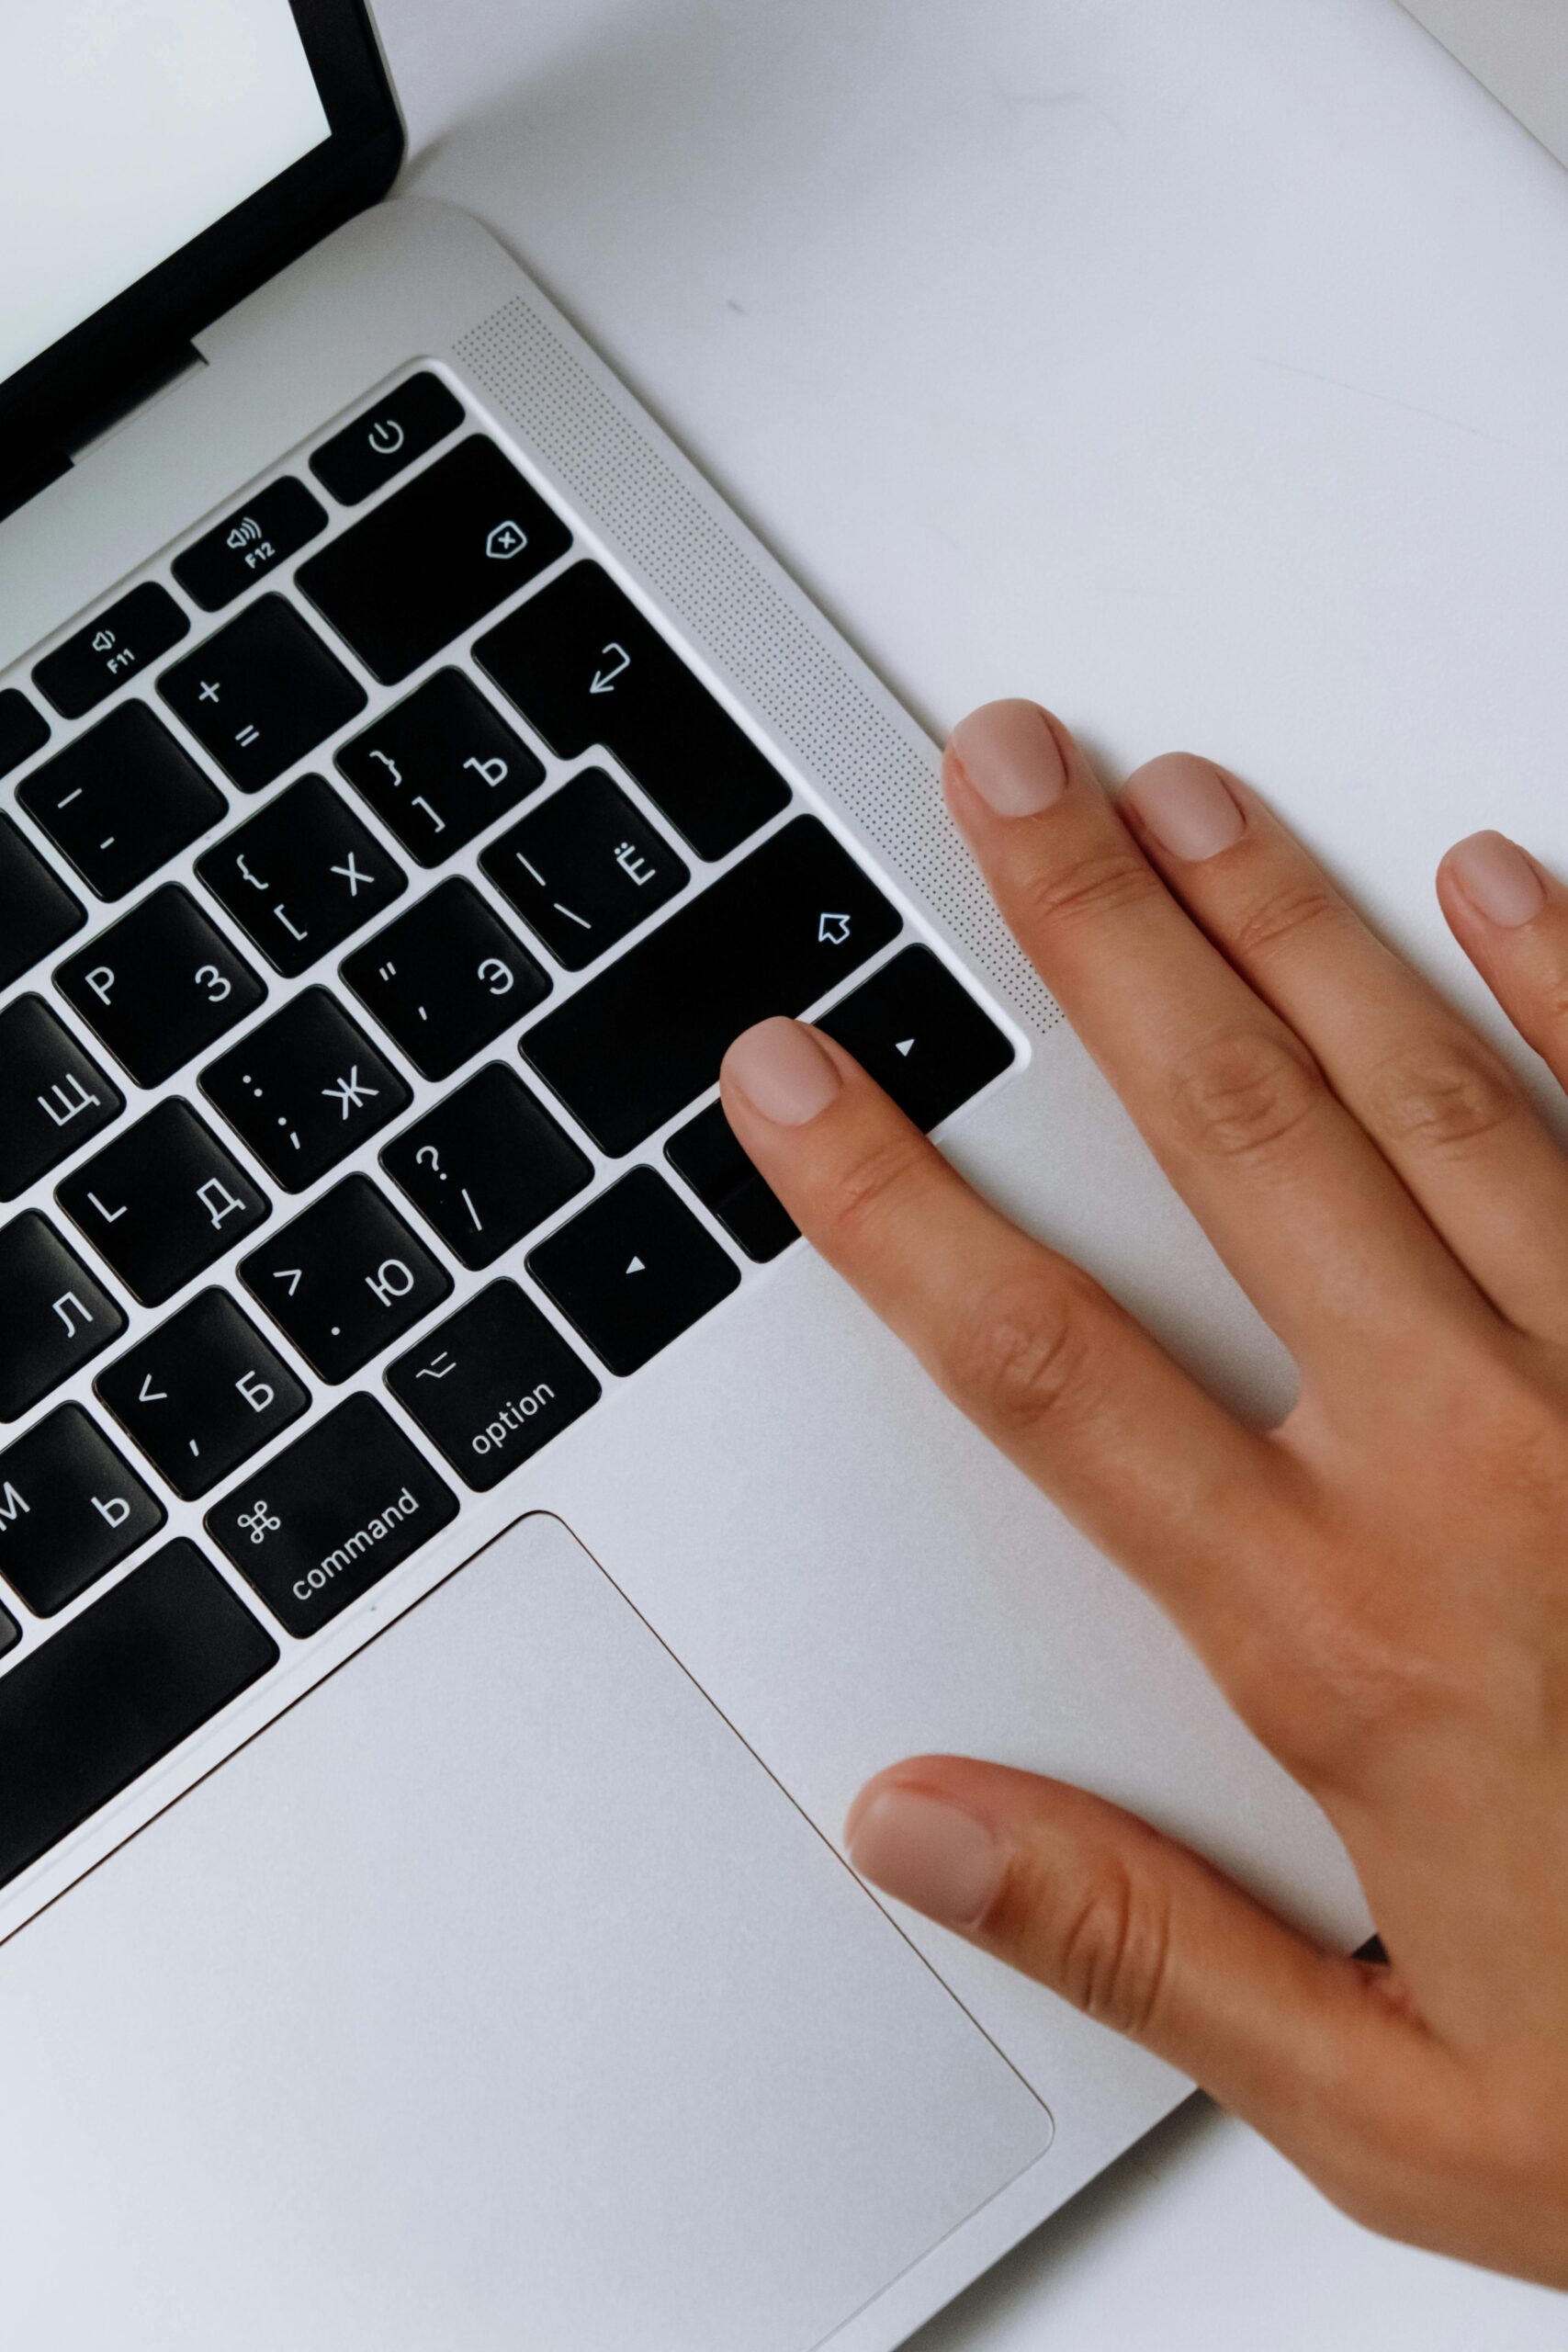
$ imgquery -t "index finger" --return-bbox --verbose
[718,1015,1295,1645]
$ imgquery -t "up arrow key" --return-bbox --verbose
[818,911,852,946]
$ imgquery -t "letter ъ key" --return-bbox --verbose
[0,1404,165,1615]
[0,994,123,1202]
[240,1174,451,1383]
[336,670,543,864]
[95,1290,308,1500]
[54,883,265,1087]
[55,1101,269,1306]
[0,1212,126,1422]
[207,1391,457,1635]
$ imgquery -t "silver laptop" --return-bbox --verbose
[0,7,1371,2345]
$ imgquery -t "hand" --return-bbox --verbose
[719,700,1568,2286]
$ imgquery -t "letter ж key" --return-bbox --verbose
[201,987,411,1191]
[0,1404,165,1616]
[208,1391,457,1636]
[0,995,123,1201]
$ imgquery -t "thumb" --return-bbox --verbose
[843,1757,1416,2167]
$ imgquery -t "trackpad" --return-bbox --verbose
[0,1513,1050,2351]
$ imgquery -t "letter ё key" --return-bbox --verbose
[207,1392,457,1636]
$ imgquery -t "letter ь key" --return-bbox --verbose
[0,994,123,1201]
[0,1404,164,1615]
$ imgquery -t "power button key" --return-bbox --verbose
[310,372,464,506]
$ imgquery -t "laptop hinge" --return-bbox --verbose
[0,341,207,526]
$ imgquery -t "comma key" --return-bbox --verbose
[206,1392,457,1634]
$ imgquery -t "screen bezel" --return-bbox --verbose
[0,0,404,491]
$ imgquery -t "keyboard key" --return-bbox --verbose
[196,773,405,976]
[298,437,572,684]
[0,812,85,988]
[33,582,190,719]
[0,995,123,1201]
[309,371,465,506]
[0,688,51,782]
[379,1062,591,1269]
[525,1168,739,1375]
[340,879,549,1081]
[335,668,544,863]
[207,1391,457,1636]
[0,1538,276,1890]
[0,1405,165,1615]
[0,1603,16,1659]
[158,594,367,790]
[240,1174,452,1382]
[476,562,789,860]
[665,1101,799,1264]
[387,1281,600,1490]
[17,703,226,900]
[520,815,899,1155]
[56,1101,269,1306]
[480,768,688,969]
[201,987,411,1191]
[0,1212,126,1421]
[172,476,329,610]
[54,883,266,1087]
[96,1290,309,1499]
[818,943,1015,1122]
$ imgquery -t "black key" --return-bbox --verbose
[54,883,265,1087]
[0,1405,165,1616]
[96,1290,309,1499]
[240,1174,452,1383]
[196,774,405,976]
[665,1102,799,1264]
[207,1392,457,1636]
[56,1101,268,1306]
[201,987,411,1191]
[480,767,687,969]
[158,594,367,790]
[0,1602,16,1659]
[335,669,544,863]
[0,996,123,1201]
[380,1063,591,1269]
[0,1212,126,1421]
[298,437,572,684]
[172,476,329,611]
[387,1281,600,1490]
[33,582,190,720]
[0,812,85,988]
[525,1168,739,1375]
[17,703,226,900]
[818,944,1015,1123]
[310,371,465,506]
[476,562,789,861]
[0,688,50,782]
[0,1538,276,1889]
[341,880,549,1081]
[521,815,898,1155]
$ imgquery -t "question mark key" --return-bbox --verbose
[378,1063,592,1272]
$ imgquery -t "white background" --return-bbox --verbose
[0,0,326,380]
[366,0,1565,2342]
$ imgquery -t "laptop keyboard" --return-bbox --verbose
[0,365,1016,1899]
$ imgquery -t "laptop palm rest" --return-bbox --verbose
[0,1510,1050,2350]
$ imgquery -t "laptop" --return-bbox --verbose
[0,6,1371,2345]
[1402,0,1568,170]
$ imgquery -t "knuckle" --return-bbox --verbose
[1167,1024,1324,1167]
[1008,845,1161,940]
[1365,1036,1523,1159]
[943,1266,1105,1434]
[1226,876,1349,965]
[815,1130,934,1256]
[1044,1857,1174,2041]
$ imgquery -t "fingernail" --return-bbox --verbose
[1123,755,1245,862]
[1449,831,1545,929]
[724,1016,841,1125]
[845,1787,1003,1930]
[948,699,1068,818]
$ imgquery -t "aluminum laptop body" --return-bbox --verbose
[0,7,1367,2346]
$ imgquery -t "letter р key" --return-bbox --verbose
[54,883,265,1087]
[96,1290,308,1500]
[0,1404,164,1615]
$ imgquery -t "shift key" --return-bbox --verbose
[519,816,899,1155]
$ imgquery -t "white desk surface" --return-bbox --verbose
[374,0,1566,2339]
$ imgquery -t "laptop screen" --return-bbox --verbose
[1,3,331,386]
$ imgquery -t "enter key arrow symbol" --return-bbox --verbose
[589,641,631,694]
